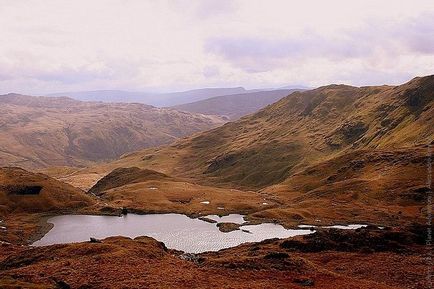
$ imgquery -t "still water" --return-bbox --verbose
[33,213,314,253]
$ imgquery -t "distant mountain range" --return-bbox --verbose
[0,93,225,169]
[170,89,302,120]
[0,85,308,169]
[47,86,308,107]
[76,75,433,190]
[48,87,249,107]
[278,85,311,90]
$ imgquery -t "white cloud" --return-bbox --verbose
[0,0,433,94]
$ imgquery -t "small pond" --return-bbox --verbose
[33,213,313,253]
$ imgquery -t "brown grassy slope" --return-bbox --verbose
[88,167,268,217]
[61,75,433,190]
[249,146,431,226]
[0,94,225,169]
[88,167,173,195]
[0,167,96,244]
[65,146,429,227]
[0,167,94,216]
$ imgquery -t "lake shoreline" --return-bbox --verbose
[31,213,316,252]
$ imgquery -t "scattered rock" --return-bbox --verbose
[340,121,368,141]
[100,206,121,214]
[280,225,426,253]
[205,153,237,173]
[198,217,217,224]
[294,278,314,286]
[349,160,365,170]
[179,253,204,264]
[3,185,42,195]
[54,279,71,289]
[217,222,240,233]
[264,252,289,260]
[121,207,128,215]
[89,237,101,243]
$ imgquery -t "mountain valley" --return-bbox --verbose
[0,94,225,169]
[0,76,432,289]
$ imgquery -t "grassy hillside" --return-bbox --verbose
[86,167,267,217]
[3,76,432,246]
[251,146,431,226]
[0,167,94,215]
[80,145,431,227]
[2,230,428,289]
[0,94,225,169]
[66,75,433,190]
[0,166,97,244]
[171,89,298,120]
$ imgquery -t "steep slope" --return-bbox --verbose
[67,75,433,190]
[171,89,300,120]
[249,146,431,226]
[0,94,225,169]
[0,167,94,215]
[62,146,430,227]
[0,167,96,244]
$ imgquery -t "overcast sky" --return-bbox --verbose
[1,0,433,94]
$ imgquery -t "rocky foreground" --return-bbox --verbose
[0,225,430,289]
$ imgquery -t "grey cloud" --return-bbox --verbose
[205,34,372,72]
[205,33,371,72]
[202,65,220,78]
[205,12,434,72]
[0,73,12,81]
[33,68,111,84]
[402,12,434,54]
[0,55,142,85]
[195,0,235,18]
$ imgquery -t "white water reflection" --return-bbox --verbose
[298,224,368,230]
[204,214,245,224]
[33,214,314,253]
